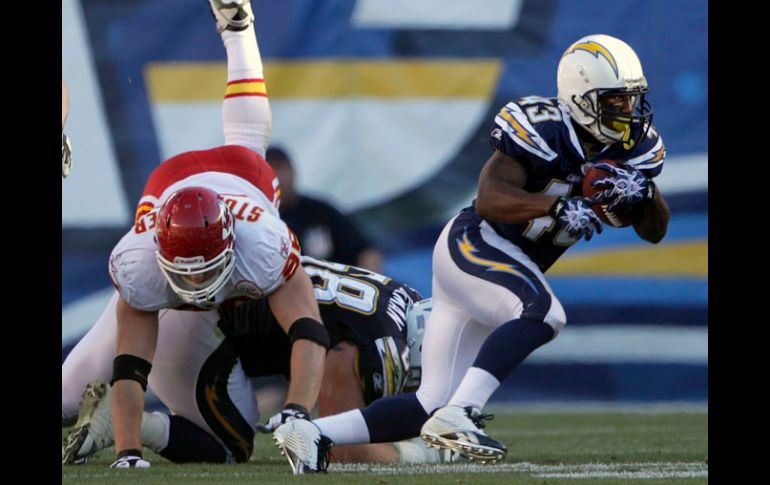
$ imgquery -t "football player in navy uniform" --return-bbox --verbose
[221,256,431,464]
[271,34,670,473]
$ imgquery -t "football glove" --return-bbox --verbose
[549,196,603,241]
[589,162,655,210]
[62,132,72,178]
[110,449,150,468]
[256,403,310,433]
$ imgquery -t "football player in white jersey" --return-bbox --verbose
[270,34,671,473]
[63,0,330,469]
[63,263,443,467]
[63,294,260,465]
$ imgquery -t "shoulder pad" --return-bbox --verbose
[109,240,175,311]
[624,127,666,176]
[493,101,558,161]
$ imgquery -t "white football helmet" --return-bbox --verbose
[557,34,653,148]
[403,298,431,391]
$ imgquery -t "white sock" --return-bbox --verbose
[448,367,501,410]
[221,26,271,156]
[141,411,170,452]
[221,27,264,81]
[314,409,371,446]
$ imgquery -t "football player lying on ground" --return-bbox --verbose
[62,0,328,468]
[268,33,671,474]
[63,257,448,465]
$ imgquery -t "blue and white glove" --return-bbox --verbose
[590,163,655,210]
[256,403,310,433]
[110,449,150,468]
[549,196,603,241]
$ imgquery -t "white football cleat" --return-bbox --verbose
[62,381,114,465]
[272,419,333,474]
[208,0,254,33]
[420,405,507,463]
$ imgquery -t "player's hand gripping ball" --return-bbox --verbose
[581,160,644,228]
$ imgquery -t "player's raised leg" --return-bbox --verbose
[210,0,272,157]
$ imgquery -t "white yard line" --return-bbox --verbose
[537,471,707,479]
[485,401,708,414]
[64,462,708,480]
[330,461,708,478]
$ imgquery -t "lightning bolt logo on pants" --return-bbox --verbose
[205,384,251,457]
[456,231,539,293]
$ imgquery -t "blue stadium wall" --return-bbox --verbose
[62,0,707,403]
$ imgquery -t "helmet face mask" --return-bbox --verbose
[580,86,652,147]
[403,298,431,392]
[154,187,237,305]
[557,34,653,149]
[156,248,235,304]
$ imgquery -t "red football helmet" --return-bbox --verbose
[155,186,236,305]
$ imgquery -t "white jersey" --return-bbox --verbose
[109,145,300,311]
[133,145,281,222]
[138,171,279,220]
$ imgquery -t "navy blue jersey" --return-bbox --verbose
[217,256,423,405]
[479,96,666,271]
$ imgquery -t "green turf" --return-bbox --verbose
[61,409,708,484]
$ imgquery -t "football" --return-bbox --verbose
[582,160,636,228]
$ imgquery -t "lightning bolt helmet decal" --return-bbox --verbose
[564,40,618,78]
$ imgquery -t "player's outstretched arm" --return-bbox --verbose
[268,269,327,414]
[112,298,159,465]
[318,341,400,464]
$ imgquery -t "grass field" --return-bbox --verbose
[61,406,708,484]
